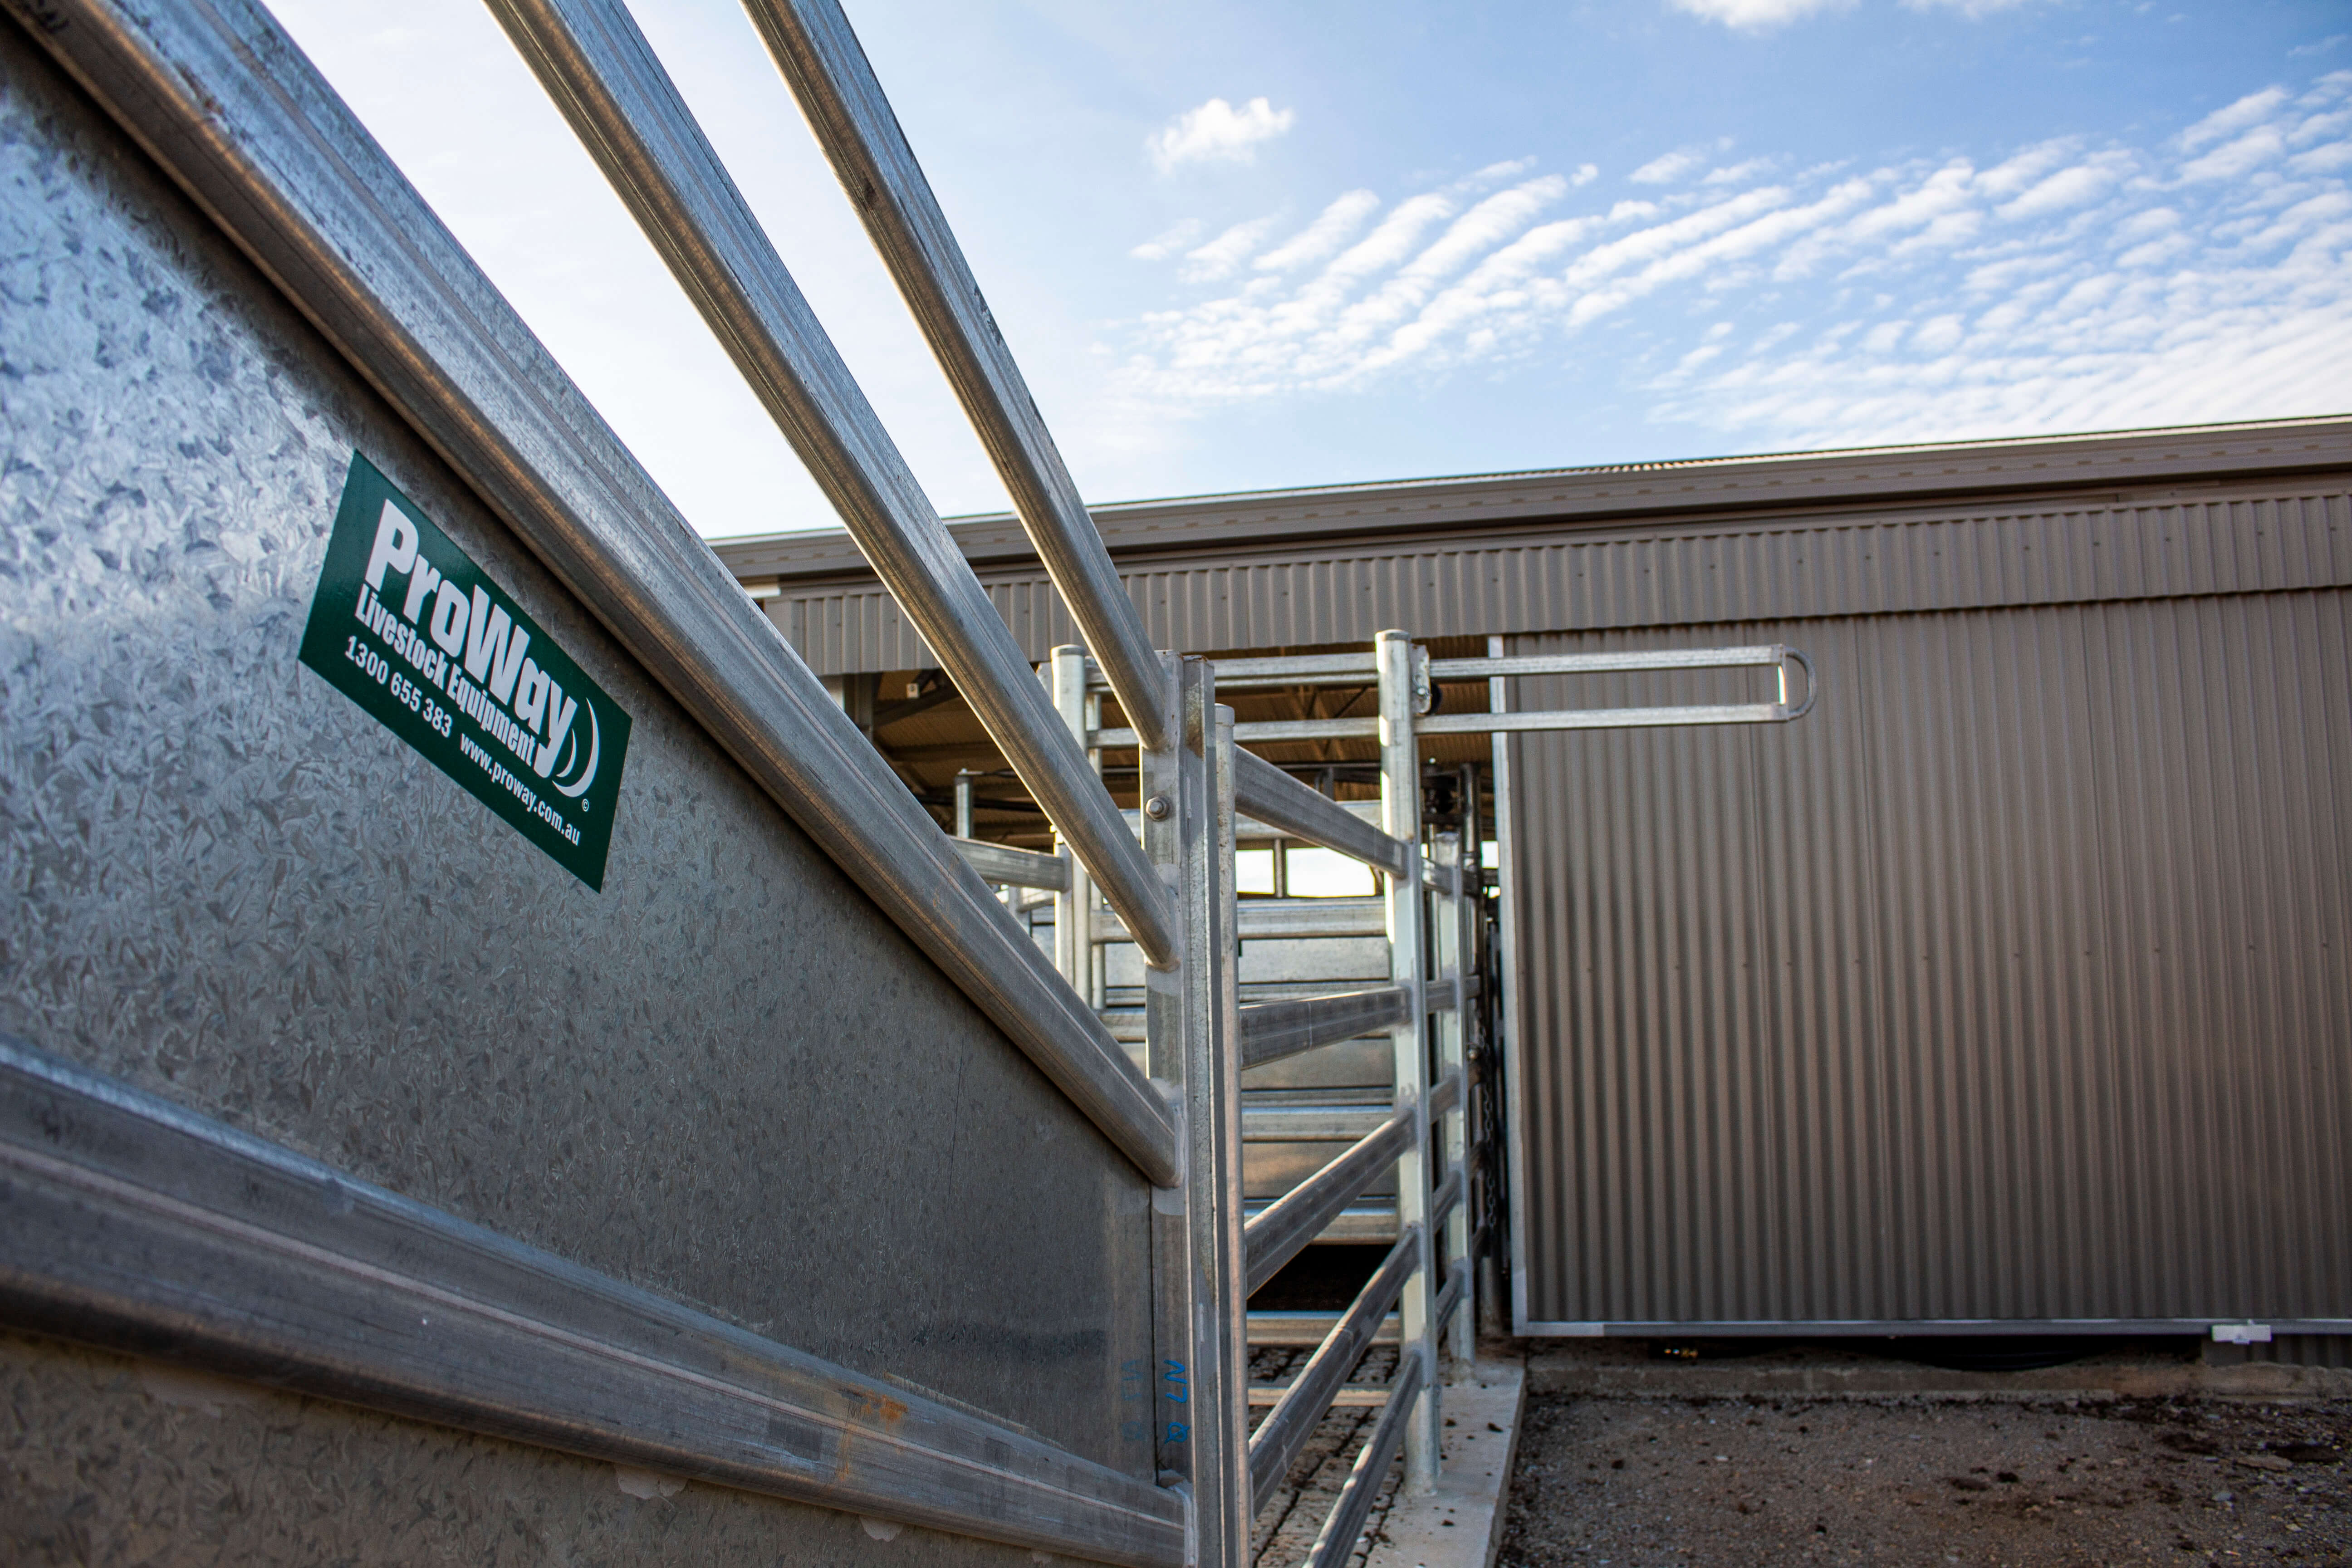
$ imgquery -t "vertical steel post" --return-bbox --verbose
[953,769,975,839]
[1142,657,1247,1567]
[1051,645,1095,995]
[1088,691,1107,1010]
[1487,633,1531,1337]
[1432,830,1472,1364]
[1375,629,1440,1493]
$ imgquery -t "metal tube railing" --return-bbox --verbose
[1248,1227,1417,1512]
[1238,987,1413,1069]
[480,0,1179,969]
[1231,750,1411,875]
[950,838,1069,890]
[17,0,1179,1188]
[1243,1112,1412,1295]
[740,0,1176,756]
[1302,1346,1426,1568]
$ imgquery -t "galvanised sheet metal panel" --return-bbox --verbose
[0,25,1152,1522]
[1503,597,2352,1326]
[764,485,2352,674]
[0,1329,1061,1568]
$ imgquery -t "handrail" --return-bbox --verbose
[1231,750,1411,875]
[1091,895,1390,944]
[951,838,1070,892]
[1428,646,1785,679]
[13,0,1179,1186]
[1241,1105,1391,1142]
[1238,987,1412,1068]
[1243,1111,1412,1294]
[1302,1346,1426,1568]
[1248,1227,1417,1512]
[1419,703,1790,734]
[481,0,1178,970]
[739,0,1176,755]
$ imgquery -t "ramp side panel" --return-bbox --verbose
[0,21,1153,1533]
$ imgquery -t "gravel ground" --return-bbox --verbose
[1499,1393,2349,1567]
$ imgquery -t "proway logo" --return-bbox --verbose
[299,452,631,889]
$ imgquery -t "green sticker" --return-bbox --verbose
[299,452,630,890]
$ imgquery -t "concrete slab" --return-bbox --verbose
[1361,1357,1525,1568]
[1524,1340,2352,1402]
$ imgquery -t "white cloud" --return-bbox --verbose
[1107,70,2352,446]
[1631,149,1707,185]
[1181,215,1282,281]
[1997,150,2134,219]
[2180,127,2286,182]
[1255,191,1380,272]
[1901,0,2041,15]
[1147,97,1295,174]
[2180,88,2291,152]
[1667,0,1850,27]
[1911,313,1965,351]
[1130,220,1201,261]
[1571,164,1601,187]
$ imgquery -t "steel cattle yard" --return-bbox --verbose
[0,0,2344,1564]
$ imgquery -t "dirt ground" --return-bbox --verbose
[1498,1393,2350,1567]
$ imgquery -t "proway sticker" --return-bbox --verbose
[298,452,630,889]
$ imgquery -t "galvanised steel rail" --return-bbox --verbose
[1247,1228,1418,1513]
[1239,986,1414,1068]
[1087,645,1817,745]
[740,0,1179,759]
[480,0,1178,971]
[1245,1112,1415,1297]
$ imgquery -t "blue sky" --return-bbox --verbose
[270,0,2352,538]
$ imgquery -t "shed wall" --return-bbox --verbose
[1501,595,2352,1327]
[766,485,2352,675]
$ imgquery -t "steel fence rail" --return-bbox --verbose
[740,0,1176,756]
[1248,1227,1418,1513]
[1243,1112,1413,1296]
[1426,646,1785,679]
[1302,1346,1427,1568]
[1231,749,1411,876]
[0,0,1180,1188]
[479,0,1179,970]
[1241,1106,1392,1142]
[950,838,1070,891]
[1238,987,1414,1069]
[1431,1166,1465,1236]
[1429,1070,1463,1121]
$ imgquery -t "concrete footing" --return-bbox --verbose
[1524,1340,2352,1401]
[1362,1357,1526,1568]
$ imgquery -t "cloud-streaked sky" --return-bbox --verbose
[269,0,2352,538]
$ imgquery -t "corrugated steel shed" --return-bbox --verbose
[725,417,2352,1339]
[1498,598,2351,1329]
[720,418,2352,676]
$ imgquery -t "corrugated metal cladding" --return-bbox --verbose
[1502,592,2352,1327]
[766,484,2352,674]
